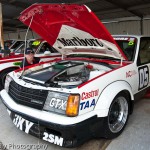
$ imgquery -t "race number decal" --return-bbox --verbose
[138,66,149,90]
[43,132,63,146]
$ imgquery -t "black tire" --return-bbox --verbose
[0,68,17,89]
[103,92,130,139]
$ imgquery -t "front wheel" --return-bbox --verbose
[104,92,130,139]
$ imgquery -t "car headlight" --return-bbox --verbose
[5,75,13,92]
[43,92,80,117]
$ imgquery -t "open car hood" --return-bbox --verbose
[19,3,127,60]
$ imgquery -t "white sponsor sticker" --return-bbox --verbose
[49,97,67,110]
[43,132,64,146]
[12,114,34,134]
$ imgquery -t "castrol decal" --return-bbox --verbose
[81,89,99,100]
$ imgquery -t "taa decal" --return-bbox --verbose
[43,132,63,146]
[13,114,34,134]
[138,66,149,90]
[80,99,96,110]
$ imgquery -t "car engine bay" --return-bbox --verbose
[22,60,113,88]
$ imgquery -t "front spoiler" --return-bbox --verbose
[4,106,106,147]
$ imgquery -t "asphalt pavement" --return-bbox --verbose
[106,98,150,150]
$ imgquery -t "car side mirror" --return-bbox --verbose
[44,51,51,55]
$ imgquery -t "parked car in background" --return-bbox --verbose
[0,39,61,87]
[4,39,24,52]
[1,3,150,148]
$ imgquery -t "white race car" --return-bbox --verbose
[1,3,150,148]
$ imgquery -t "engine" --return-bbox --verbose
[22,60,112,88]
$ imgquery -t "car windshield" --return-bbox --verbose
[36,42,58,54]
[114,37,137,61]
[14,40,42,54]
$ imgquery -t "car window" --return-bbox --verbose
[138,37,150,65]
[37,42,57,54]
[11,41,24,49]
[114,37,137,61]
[14,44,25,53]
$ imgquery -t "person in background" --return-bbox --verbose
[20,47,40,68]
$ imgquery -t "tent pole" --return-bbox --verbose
[0,3,4,49]
[140,17,143,35]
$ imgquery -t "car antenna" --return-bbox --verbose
[21,15,34,77]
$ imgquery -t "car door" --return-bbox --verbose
[137,37,150,91]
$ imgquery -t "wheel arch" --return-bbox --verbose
[95,80,134,116]
[0,66,20,88]
[0,66,20,75]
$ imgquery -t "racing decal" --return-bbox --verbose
[138,66,149,90]
[80,99,96,110]
[128,41,134,46]
[44,92,69,113]
[20,6,43,22]
[128,38,135,46]
[114,37,135,42]
[32,40,41,46]
[113,37,128,40]
[49,98,67,110]
[126,70,137,78]
[81,89,99,100]
[43,132,63,146]
[57,37,103,47]
[13,114,34,134]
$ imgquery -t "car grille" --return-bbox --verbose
[8,80,48,110]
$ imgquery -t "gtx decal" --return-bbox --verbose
[49,98,67,110]
[138,66,149,90]
[13,114,34,134]
[43,132,63,146]
[80,99,96,110]
[81,89,99,100]
[57,37,103,47]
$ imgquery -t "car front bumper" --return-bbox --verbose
[1,90,106,147]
